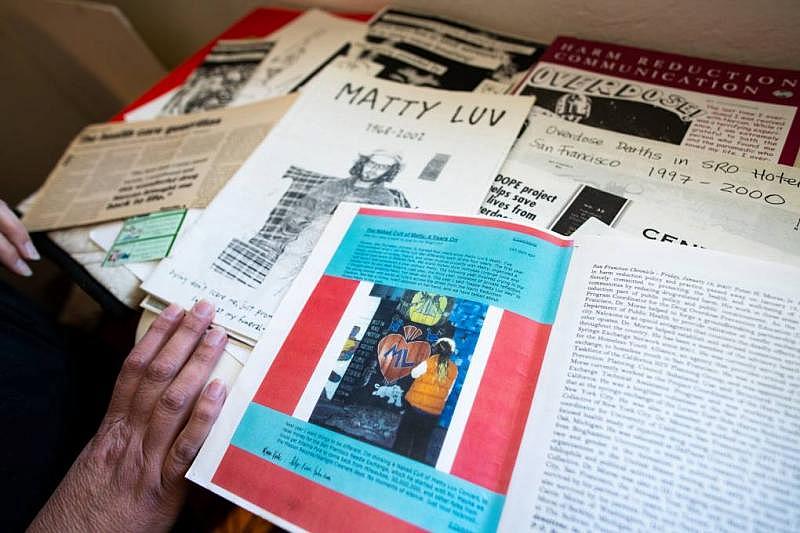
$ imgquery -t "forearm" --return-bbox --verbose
[28,454,99,532]
[27,302,227,533]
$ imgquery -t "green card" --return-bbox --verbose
[103,208,187,267]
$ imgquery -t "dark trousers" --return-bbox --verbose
[0,280,75,531]
[393,405,439,465]
[0,280,124,532]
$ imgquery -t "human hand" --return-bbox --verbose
[0,199,39,276]
[28,301,228,533]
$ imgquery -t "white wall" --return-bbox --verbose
[0,0,164,205]
[107,0,800,70]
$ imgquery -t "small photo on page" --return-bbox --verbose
[308,284,487,467]
[161,39,275,116]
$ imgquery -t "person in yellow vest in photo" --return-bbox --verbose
[392,338,458,464]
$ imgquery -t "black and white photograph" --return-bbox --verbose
[160,38,274,115]
[335,8,546,93]
[520,85,693,144]
[549,185,629,235]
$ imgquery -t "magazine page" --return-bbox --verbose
[187,203,574,532]
[499,235,800,531]
[515,37,800,164]
[328,8,546,94]
[159,38,275,116]
[142,69,533,342]
[479,117,800,267]
[22,96,296,231]
[234,9,366,104]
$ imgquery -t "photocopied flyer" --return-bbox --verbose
[331,8,545,94]
[142,68,533,342]
[234,9,366,104]
[187,203,574,532]
[23,95,297,231]
[515,36,800,164]
[479,115,800,267]
[514,115,800,211]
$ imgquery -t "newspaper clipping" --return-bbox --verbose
[23,96,297,231]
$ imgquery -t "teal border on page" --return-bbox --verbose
[325,213,572,324]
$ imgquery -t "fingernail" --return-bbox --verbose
[205,327,227,346]
[161,303,183,320]
[193,300,214,318]
[205,379,226,400]
[15,259,32,277]
[24,241,40,261]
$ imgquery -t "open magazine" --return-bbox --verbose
[188,203,799,531]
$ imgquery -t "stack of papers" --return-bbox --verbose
[19,7,800,531]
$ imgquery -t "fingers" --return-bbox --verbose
[142,326,227,460]
[105,304,184,421]
[0,234,30,276]
[161,379,227,487]
[130,300,215,428]
[0,200,38,276]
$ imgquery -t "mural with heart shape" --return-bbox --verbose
[376,325,431,383]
